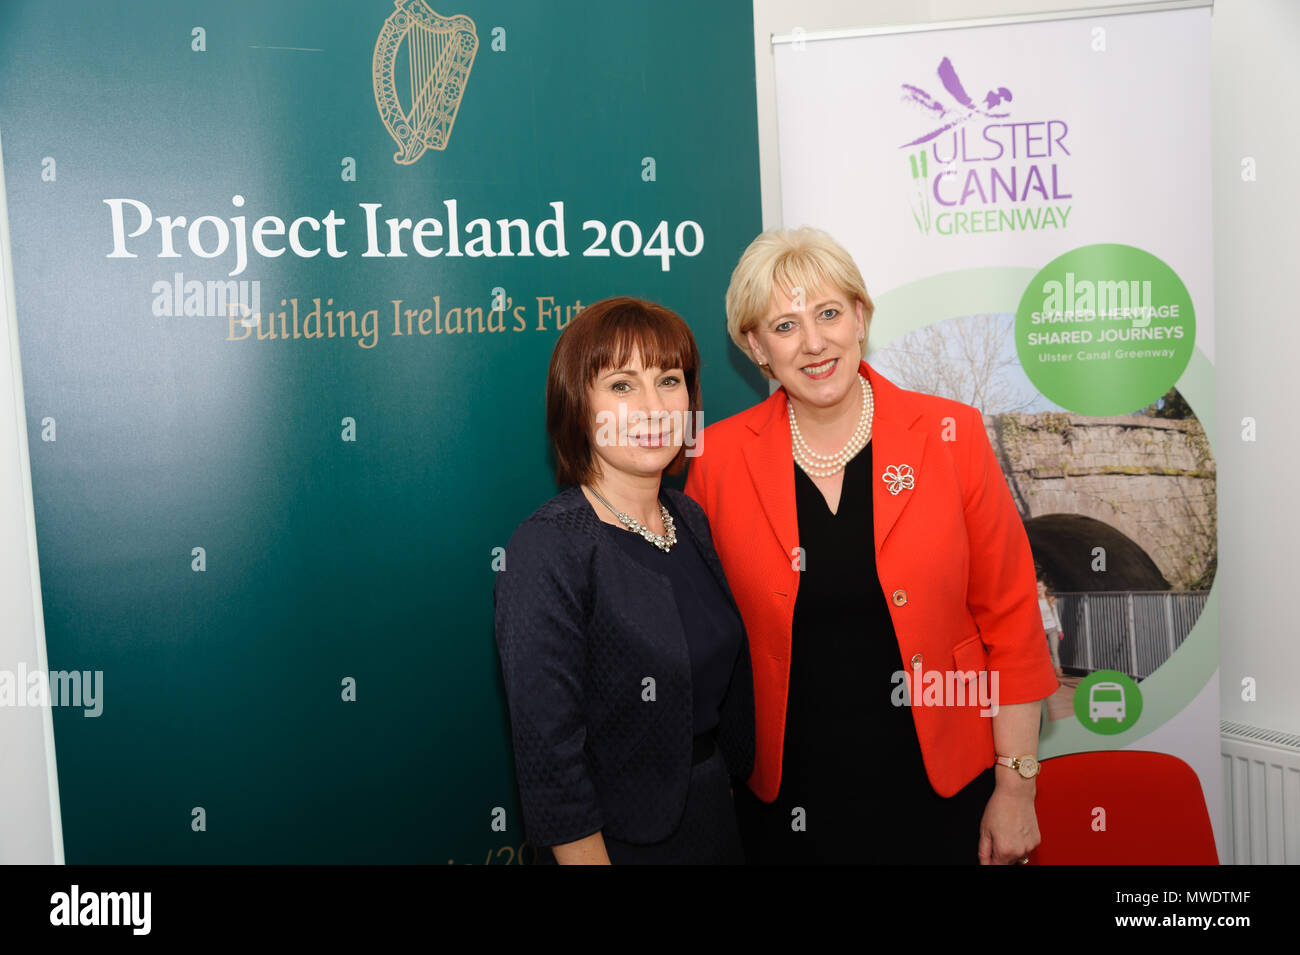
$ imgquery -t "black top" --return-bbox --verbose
[600,493,745,735]
[733,439,994,864]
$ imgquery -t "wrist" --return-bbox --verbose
[993,763,1037,796]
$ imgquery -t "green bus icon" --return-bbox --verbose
[1088,681,1126,723]
[1074,670,1143,734]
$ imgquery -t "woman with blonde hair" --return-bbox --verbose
[685,227,1059,864]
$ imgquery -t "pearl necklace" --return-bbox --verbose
[585,485,677,552]
[789,371,875,478]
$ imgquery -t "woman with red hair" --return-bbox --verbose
[494,296,754,865]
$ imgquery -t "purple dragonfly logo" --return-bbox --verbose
[900,56,1012,148]
[899,57,1013,234]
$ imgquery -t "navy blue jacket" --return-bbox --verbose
[493,485,755,848]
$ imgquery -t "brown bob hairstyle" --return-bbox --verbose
[547,296,701,487]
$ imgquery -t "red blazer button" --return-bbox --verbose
[892,588,908,606]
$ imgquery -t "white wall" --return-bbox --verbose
[751,0,1300,738]
[0,131,64,863]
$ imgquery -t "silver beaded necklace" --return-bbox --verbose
[789,371,875,478]
[585,485,677,552]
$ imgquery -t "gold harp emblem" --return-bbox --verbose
[373,1,478,165]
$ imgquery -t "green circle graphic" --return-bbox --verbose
[1072,669,1144,735]
[1015,244,1195,415]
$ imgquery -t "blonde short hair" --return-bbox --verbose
[725,227,875,380]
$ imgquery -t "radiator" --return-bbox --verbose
[1220,720,1300,864]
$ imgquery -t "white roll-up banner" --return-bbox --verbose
[774,2,1220,860]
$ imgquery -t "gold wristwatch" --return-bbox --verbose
[994,754,1042,778]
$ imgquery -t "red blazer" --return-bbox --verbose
[684,359,1059,801]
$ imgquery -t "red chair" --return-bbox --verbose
[1028,751,1219,864]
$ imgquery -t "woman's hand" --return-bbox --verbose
[978,777,1041,864]
[985,700,1045,863]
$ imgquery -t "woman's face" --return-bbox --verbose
[586,347,689,485]
[1038,582,1047,598]
[745,279,865,410]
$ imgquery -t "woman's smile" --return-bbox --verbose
[800,357,839,380]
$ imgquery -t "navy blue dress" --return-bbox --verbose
[733,440,996,864]
[496,485,754,865]
[592,492,746,864]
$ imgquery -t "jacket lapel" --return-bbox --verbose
[863,360,928,553]
[742,360,927,558]
[741,390,798,575]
